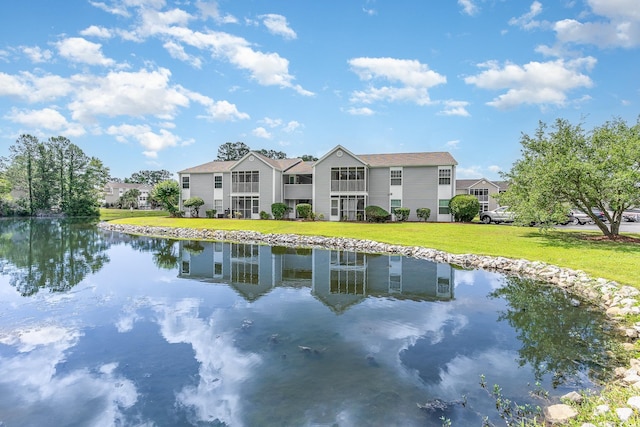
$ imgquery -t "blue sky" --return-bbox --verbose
[0,0,638,180]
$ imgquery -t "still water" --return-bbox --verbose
[0,219,619,426]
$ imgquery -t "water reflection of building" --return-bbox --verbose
[178,241,454,311]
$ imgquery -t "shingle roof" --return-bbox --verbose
[286,161,314,174]
[105,182,153,190]
[456,178,508,190]
[357,152,457,167]
[178,160,235,174]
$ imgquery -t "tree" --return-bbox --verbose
[256,148,287,159]
[7,135,39,215]
[301,154,318,161]
[151,180,180,216]
[184,196,205,217]
[119,189,141,209]
[217,142,250,161]
[126,169,172,186]
[499,117,640,238]
[449,194,480,222]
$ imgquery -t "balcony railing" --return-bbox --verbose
[284,183,312,199]
[330,180,365,192]
[232,182,259,193]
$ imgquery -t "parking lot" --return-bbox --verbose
[559,221,640,233]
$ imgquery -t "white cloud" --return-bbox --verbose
[349,57,446,106]
[445,139,460,149]
[456,166,483,178]
[346,107,375,116]
[80,25,114,39]
[68,68,190,122]
[252,126,272,139]
[196,0,237,24]
[260,117,282,128]
[122,7,313,95]
[508,1,544,30]
[439,100,470,116]
[554,18,640,48]
[0,72,73,103]
[283,120,301,132]
[458,0,479,16]
[488,165,502,173]
[259,14,297,40]
[163,41,202,68]
[464,57,596,109]
[4,107,85,137]
[56,37,116,66]
[201,100,250,121]
[107,123,182,157]
[21,46,53,63]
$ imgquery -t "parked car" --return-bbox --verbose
[623,209,640,222]
[569,208,606,225]
[480,206,514,224]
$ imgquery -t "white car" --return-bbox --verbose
[480,206,514,224]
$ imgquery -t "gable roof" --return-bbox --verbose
[179,160,235,174]
[314,145,367,167]
[456,178,508,190]
[358,151,457,167]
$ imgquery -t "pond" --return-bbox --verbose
[0,219,620,426]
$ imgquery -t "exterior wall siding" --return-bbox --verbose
[403,167,438,221]
[367,168,389,210]
[190,173,214,217]
[313,149,366,221]
[233,156,276,216]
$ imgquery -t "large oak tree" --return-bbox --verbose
[498,117,640,238]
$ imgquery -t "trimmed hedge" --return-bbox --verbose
[365,205,390,223]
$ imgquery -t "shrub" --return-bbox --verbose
[317,213,325,220]
[205,209,217,218]
[393,207,410,222]
[260,210,271,220]
[271,202,290,220]
[183,197,205,217]
[365,205,390,223]
[234,211,243,219]
[449,194,480,222]
[296,203,312,220]
[416,207,431,222]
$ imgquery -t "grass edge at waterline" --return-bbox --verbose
[103,214,640,289]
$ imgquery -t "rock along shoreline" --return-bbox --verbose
[99,221,640,424]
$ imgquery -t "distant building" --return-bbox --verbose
[103,182,154,208]
[178,144,458,222]
[455,178,508,212]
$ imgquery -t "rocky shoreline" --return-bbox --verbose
[99,221,640,425]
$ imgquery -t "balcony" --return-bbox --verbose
[284,183,312,200]
[330,180,366,192]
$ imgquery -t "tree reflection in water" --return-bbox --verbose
[0,218,111,296]
[490,276,623,387]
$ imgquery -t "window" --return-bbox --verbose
[330,167,366,192]
[331,199,339,216]
[214,175,222,189]
[390,199,401,214]
[438,169,451,185]
[232,171,259,193]
[214,199,223,213]
[182,176,190,189]
[439,199,450,215]
[471,188,489,212]
[390,169,402,186]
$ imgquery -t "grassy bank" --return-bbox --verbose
[104,215,640,288]
[100,208,169,221]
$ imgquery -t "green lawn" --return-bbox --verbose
[105,216,640,288]
[99,208,169,221]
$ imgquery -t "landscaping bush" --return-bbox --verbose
[365,205,390,223]
[205,209,217,218]
[416,207,431,222]
[449,194,480,222]
[260,210,271,220]
[296,203,312,220]
[271,202,290,220]
[184,197,205,217]
[393,207,410,222]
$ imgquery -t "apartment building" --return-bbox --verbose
[178,145,457,222]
